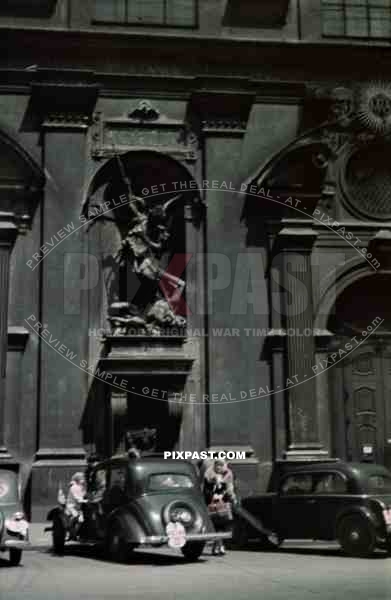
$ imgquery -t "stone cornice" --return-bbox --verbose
[2,29,391,81]
[8,326,29,351]
[262,328,335,357]
[190,90,255,137]
[30,68,99,130]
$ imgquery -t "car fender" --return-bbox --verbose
[107,509,145,544]
[47,507,68,529]
[335,505,382,536]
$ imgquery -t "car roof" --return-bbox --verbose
[276,460,391,478]
[92,455,197,476]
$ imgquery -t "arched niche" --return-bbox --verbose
[325,272,391,464]
[327,272,391,335]
[0,127,44,228]
[0,125,44,463]
[241,124,335,241]
[82,150,203,335]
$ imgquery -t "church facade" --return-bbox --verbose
[1,1,391,519]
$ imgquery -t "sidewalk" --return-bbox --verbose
[28,522,52,550]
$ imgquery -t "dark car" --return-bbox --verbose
[0,469,30,565]
[233,459,391,557]
[47,455,230,562]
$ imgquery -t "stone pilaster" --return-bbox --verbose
[30,69,98,520]
[190,90,255,447]
[0,212,17,459]
[275,224,327,458]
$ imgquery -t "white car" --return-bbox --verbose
[0,469,30,565]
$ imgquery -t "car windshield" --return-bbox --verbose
[148,473,194,491]
[0,470,18,504]
[365,473,391,494]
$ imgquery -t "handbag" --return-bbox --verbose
[208,499,233,521]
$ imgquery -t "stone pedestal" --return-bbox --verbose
[82,335,199,457]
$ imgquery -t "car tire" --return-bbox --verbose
[181,541,205,561]
[337,514,376,557]
[9,548,22,566]
[52,516,66,555]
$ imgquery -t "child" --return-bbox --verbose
[203,460,236,555]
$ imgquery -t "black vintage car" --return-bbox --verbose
[0,469,30,565]
[233,459,391,557]
[47,455,230,562]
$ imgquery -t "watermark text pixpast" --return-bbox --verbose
[164,450,246,461]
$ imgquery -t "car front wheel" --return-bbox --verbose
[337,514,376,557]
[9,548,22,566]
[181,541,205,561]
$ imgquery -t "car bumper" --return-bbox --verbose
[140,532,232,546]
[2,538,30,550]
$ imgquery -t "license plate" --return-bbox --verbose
[166,521,186,549]
[383,508,391,525]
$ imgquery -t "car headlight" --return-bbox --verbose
[170,507,193,525]
[5,513,29,536]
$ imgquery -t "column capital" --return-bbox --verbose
[368,229,391,270]
[0,212,18,247]
[190,89,255,137]
[274,222,318,253]
[31,68,99,131]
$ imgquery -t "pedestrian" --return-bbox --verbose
[65,472,87,538]
[203,459,236,555]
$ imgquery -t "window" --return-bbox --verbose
[148,473,194,491]
[0,0,57,18]
[322,1,391,38]
[281,474,313,495]
[222,0,290,28]
[93,0,198,27]
[0,470,18,503]
[313,473,348,494]
[106,466,127,506]
[88,468,107,501]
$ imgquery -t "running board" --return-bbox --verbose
[233,505,274,538]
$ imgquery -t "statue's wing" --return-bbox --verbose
[162,193,183,216]
[83,183,116,230]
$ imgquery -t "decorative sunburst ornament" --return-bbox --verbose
[358,82,391,134]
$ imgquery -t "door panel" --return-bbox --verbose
[331,341,389,466]
[277,474,317,538]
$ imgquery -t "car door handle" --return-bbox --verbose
[306,499,317,504]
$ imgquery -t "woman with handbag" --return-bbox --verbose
[203,460,236,555]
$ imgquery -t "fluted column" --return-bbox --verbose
[0,212,17,458]
[276,225,327,458]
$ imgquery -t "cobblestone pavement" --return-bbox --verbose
[1,538,391,600]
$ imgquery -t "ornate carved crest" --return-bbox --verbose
[357,83,391,134]
[308,81,391,136]
[128,100,160,122]
[91,106,198,162]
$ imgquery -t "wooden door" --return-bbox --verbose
[331,342,387,465]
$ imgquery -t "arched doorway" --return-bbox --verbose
[328,274,391,467]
